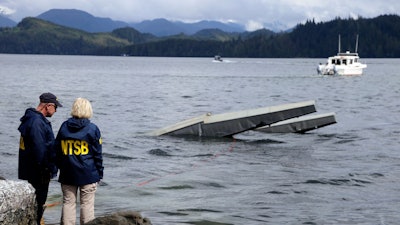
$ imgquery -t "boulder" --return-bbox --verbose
[0,180,37,225]
[85,210,152,225]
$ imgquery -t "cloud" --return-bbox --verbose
[0,5,15,16]
[1,0,399,30]
[245,20,265,32]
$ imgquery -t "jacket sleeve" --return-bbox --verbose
[54,130,62,168]
[29,118,57,178]
[29,118,50,167]
[50,129,63,178]
[92,126,104,179]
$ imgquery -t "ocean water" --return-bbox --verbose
[1,54,400,224]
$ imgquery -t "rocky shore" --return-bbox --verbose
[0,177,152,225]
[0,178,37,225]
[85,211,152,225]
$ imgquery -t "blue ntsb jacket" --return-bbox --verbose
[18,108,57,182]
[55,117,103,186]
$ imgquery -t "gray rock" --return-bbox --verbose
[0,180,37,225]
[85,210,152,225]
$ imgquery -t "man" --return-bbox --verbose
[18,92,63,225]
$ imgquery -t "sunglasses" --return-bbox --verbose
[47,104,58,110]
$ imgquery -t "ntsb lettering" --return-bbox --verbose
[61,140,89,155]
[19,136,25,150]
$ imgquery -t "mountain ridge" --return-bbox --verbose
[2,9,251,35]
[37,9,129,33]
[0,15,17,27]
[36,9,248,36]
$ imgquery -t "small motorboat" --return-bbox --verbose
[213,55,223,62]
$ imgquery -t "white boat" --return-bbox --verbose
[317,35,367,76]
[213,55,223,62]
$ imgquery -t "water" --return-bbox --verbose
[1,54,400,224]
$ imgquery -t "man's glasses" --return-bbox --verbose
[47,104,57,110]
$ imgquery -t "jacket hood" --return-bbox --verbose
[18,108,44,135]
[66,118,90,131]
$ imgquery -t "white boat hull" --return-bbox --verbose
[318,63,367,76]
[334,64,367,76]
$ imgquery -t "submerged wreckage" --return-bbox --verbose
[149,100,336,137]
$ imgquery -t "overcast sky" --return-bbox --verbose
[1,0,399,30]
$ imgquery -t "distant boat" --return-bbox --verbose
[317,35,367,76]
[213,55,223,62]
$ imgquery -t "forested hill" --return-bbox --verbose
[0,14,399,57]
[286,15,400,58]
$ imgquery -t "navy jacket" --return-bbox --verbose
[18,108,57,182]
[55,117,103,186]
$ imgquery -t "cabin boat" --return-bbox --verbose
[317,35,367,76]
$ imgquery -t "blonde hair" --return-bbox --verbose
[71,98,93,119]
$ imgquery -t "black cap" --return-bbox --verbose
[39,92,63,107]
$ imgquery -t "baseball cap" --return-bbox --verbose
[39,92,63,107]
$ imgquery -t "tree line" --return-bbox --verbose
[121,15,400,58]
[1,14,400,57]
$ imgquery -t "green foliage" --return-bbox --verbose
[0,17,130,54]
[1,15,400,57]
[125,39,226,57]
[192,29,240,41]
[284,15,400,57]
[112,27,156,44]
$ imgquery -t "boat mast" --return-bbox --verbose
[338,34,341,54]
[355,34,359,53]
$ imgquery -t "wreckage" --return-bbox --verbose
[149,100,336,137]
[256,112,336,133]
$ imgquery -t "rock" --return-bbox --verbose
[0,180,37,225]
[85,210,152,225]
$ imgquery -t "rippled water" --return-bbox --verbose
[1,54,400,224]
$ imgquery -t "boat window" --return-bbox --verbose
[349,59,353,64]
[343,59,347,65]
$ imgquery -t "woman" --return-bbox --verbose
[55,98,103,225]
